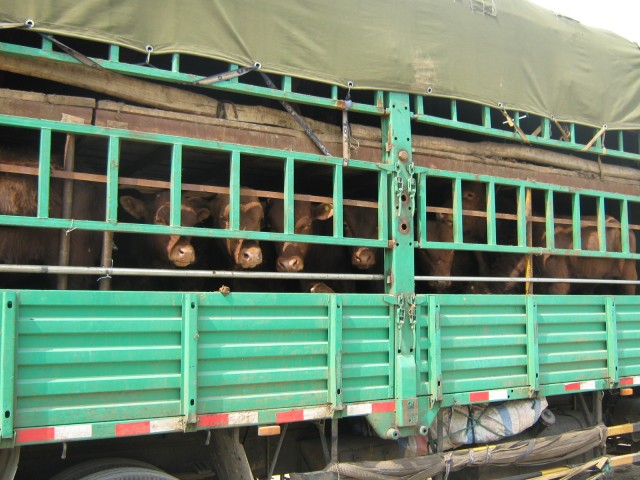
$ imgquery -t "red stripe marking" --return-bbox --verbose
[620,378,634,386]
[16,427,55,443]
[372,401,396,413]
[276,410,304,423]
[469,391,490,402]
[116,421,150,437]
[564,382,581,391]
[198,413,229,427]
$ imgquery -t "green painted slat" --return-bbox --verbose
[17,375,181,397]
[181,294,198,423]
[0,293,16,438]
[486,181,496,245]
[229,150,241,231]
[328,296,343,408]
[169,144,183,227]
[452,177,463,244]
[106,136,120,223]
[545,190,555,249]
[199,367,328,387]
[37,129,52,219]
[333,164,343,239]
[284,157,295,235]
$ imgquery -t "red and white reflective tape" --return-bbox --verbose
[16,417,184,444]
[619,377,640,386]
[198,405,333,428]
[469,389,509,403]
[564,380,597,391]
[115,418,184,437]
[275,405,332,423]
[345,401,395,417]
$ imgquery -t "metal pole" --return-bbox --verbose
[330,417,338,466]
[57,134,76,290]
[99,232,114,290]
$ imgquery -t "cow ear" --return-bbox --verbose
[119,196,146,219]
[313,203,333,221]
[197,207,211,223]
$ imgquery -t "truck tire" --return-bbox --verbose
[209,429,254,480]
[76,468,178,480]
[50,459,162,480]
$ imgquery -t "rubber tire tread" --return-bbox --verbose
[76,467,178,480]
[49,459,162,480]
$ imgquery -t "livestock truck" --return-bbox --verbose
[0,1,639,479]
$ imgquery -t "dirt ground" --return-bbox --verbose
[611,463,640,479]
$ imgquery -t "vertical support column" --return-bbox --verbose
[181,294,199,427]
[545,190,555,249]
[572,193,582,251]
[525,296,539,395]
[0,292,16,440]
[620,199,630,254]
[57,132,77,290]
[333,164,344,239]
[170,144,183,228]
[229,151,241,232]
[605,297,618,386]
[452,178,463,244]
[382,92,417,431]
[283,157,295,235]
[596,196,606,252]
[486,181,496,246]
[37,128,52,219]
[417,174,428,246]
[328,296,343,411]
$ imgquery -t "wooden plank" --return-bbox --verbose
[0,88,94,124]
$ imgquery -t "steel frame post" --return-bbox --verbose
[382,92,417,432]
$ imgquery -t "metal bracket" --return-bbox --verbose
[402,399,419,426]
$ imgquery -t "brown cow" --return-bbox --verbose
[343,205,379,271]
[118,191,210,268]
[0,149,104,289]
[210,193,264,269]
[484,217,637,294]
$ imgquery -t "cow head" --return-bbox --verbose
[436,182,487,237]
[343,206,378,270]
[211,194,264,269]
[119,191,210,267]
[417,220,455,291]
[266,200,333,272]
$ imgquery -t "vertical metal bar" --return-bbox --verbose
[597,196,606,252]
[282,76,292,92]
[328,296,343,410]
[525,188,533,294]
[330,85,338,101]
[620,199,630,254]
[516,185,526,247]
[330,418,339,465]
[57,134,77,290]
[486,181,496,246]
[283,157,295,235]
[572,193,582,250]
[452,178,463,244]
[418,174,427,246]
[525,296,539,393]
[0,292,16,439]
[333,164,343,239]
[605,297,618,386]
[105,136,120,223]
[101,136,120,291]
[169,144,183,228]
[414,96,424,116]
[109,45,120,62]
[427,296,442,401]
[541,118,551,140]
[450,100,457,122]
[171,53,180,73]
[618,131,624,153]
[378,171,388,242]
[229,151,240,232]
[545,190,555,249]
[569,123,576,144]
[482,106,491,128]
[514,112,521,128]
[342,110,350,162]
[41,35,53,51]
[37,128,52,219]
[181,294,199,425]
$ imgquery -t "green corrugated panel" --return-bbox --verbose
[438,296,528,394]
[614,299,640,378]
[537,298,608,385]
[340,296,393,403]
[197,294,331,413]
[14,291,184,428]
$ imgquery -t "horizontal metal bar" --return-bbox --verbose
[0,264,384,280]
[415,275,640,285]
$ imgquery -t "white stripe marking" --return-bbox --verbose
[303,406,332,420]
[489,390,509,401]
[55,425,92,440]
[229,411,259,425]
[150,418,184,433]
[581,380,597,390]
[346,403,373,416]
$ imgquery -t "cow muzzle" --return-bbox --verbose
[352,247,376,270]
[238,245,263,269]
[169,243,196,267]
[428,279,451,292]
[277,255,304,272]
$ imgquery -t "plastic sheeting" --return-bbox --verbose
[428,397,549,451]
[1,1,639,129]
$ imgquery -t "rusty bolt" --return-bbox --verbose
[398,149,409,162]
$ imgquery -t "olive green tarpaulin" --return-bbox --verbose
[1,0,639,129]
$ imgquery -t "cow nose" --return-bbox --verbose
[429,279,451,292]
[277,256,304,272]
[240,246,263,269]
[353,248,376,269]
[172,244,195,266]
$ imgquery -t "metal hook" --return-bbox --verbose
[97,259,114,282]
[144,45,153,65]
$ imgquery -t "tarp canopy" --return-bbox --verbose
[1,0,639,129]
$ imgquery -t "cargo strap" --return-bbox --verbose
[259,71,331,156]
[195,63,261,86]
[39,33,101,68]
